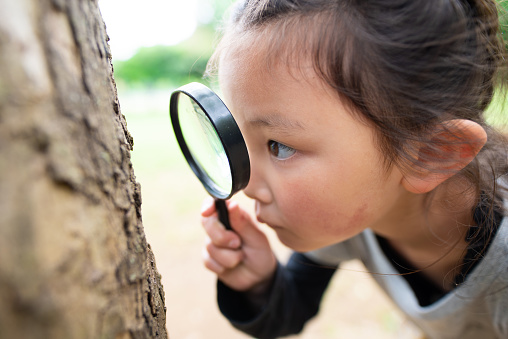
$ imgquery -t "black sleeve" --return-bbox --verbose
[217,252,338,339]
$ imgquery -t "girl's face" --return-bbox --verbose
[219,42,409,252]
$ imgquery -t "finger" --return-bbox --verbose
[200,197,216,217]
[202,216,242,249]
[206,240,244,269]
[227,202,268,246]
[202,248,225,274]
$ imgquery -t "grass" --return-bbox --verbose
[119,86,186,174]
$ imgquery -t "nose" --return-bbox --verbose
[243,162,272,204]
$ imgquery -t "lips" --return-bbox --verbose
[256,215,267,224]
[256,215,284,231]
[255,202,271,223]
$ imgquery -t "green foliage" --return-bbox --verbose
[500,1,508,39]
[113,26,215,87]
[113,0,234,88]
[114,0,508,88]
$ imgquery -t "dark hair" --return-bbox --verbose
[208,0,508,227]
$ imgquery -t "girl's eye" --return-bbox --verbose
[268,140,296,160]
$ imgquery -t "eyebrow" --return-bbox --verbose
[247,115,305,133]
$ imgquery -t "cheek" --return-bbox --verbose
[277,178,370,237]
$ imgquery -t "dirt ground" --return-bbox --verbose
[123,89,424,339]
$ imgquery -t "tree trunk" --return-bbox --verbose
[0,0,168,338]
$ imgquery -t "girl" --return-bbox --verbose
[200,0,508,338]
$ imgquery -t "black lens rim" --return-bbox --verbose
[170,82,250,199]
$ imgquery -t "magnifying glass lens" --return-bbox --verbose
[170,82,250,229]
[177,94,233,196]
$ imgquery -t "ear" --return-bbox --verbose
[402,119,487,194]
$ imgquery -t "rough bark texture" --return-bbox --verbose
[0,0,168,338]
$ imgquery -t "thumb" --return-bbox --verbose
[200,196,216,217]
[227,201,268,246]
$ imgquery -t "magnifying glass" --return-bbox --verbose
[169,82,250,230]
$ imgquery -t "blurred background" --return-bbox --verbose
[98,1,507,338]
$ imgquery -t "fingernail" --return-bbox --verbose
[229,238,240,248]
[201,197,214,213]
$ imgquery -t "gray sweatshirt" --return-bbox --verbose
[307,221,508,338]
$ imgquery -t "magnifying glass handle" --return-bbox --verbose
[214,199,232,230]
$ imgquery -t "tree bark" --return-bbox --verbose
[0,0,168,338]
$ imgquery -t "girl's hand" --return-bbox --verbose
[201,198,277,292]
